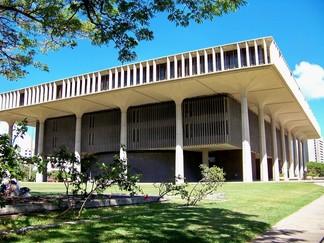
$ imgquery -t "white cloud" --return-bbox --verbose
[293,61,324,100]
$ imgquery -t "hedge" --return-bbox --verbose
[307,162,324,177]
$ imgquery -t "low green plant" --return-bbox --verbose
[307,162,324,177]
[155,164,225,206]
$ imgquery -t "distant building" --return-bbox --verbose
[0,37,321,182]
[306,138,324,163]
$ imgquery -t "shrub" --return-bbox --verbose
[307,162,324,177]
[155,164,225,206]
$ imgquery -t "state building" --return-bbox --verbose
[0,37,321,182]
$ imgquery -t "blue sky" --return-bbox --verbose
[1,0,324,141]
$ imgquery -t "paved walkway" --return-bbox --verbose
[253,184,324,243]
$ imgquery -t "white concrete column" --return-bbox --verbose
[258,105,268,181]
[71,78,75,97]
[36,120,45,182]
[9,92,13,108]
[293,136,299,179]
[52,83,57,100]
[153,60,157,82]
[202,149,209,166]
[245,42,250,67]
[254,40,259,65]
[28,88,32,104]
[97,72,102,92]
[146,61,150,82]
[204,50,208,73]
[196,51,200,75]
[189,53,193,76]
[167,57,171,80]
[84,74,91,94]
[139,63,143,84]
[241,91,253,182]
[133,65,137,85]
[120,108,127,161]
[175,100,184,184]
[271,117,280,181]
[288,132,294,179]
[76,77,81,96]
[32,87,36,104]
[237,43,241,68]
[280,123,288,181]
[108,70,113,90]
[299,139,304,179]
[181,54,185,77]
[263,38,268,64]
[124,66,128,87]
[15,91,19,108]
[174,55,178,78]
[61,80,65,99]
[220,47,224,70]
[212,48,216,72]
[37,121,44,156]
[114,68,119,88]
[43,85,48,102]
[81,75,85,94]
[92,73,96,92]
[75,115,82,172]
[8,122,14,139]
[66,79,71,98]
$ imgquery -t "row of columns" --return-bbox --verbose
[0,38,270,112]
[2,92,306,183]
[240,91,306,182]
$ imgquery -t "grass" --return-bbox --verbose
[0,182,323,242]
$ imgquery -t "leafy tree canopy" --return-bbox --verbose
[0,0,246,80]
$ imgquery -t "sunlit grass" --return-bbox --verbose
[1,182,323,242]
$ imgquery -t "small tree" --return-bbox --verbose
[155,164,225,206]
[0,119,41,180]
[47,145,141,218]
[307,162,324,177]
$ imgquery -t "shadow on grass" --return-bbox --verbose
[1,202,270,243]
[252,229,307,242]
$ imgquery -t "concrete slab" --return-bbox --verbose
[253,194,324,243]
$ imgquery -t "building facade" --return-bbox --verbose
[0,37,321,182]
[306,138,324,163]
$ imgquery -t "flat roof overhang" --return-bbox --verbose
[0,64,320,140]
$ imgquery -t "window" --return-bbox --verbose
[89,115,95,128]
[143,67,147,83]
[249,47,256,65]
[207,54,213,72]
[192,57,197,75]
[224,50,238,69]
[240,48,247,67]
[215,53,221,71]
[88,132,94,145]
[170,61,175,79]
[53,121,57,132]
[185,58,189,76]
[56,84,62,99]
[19,92,25,106]
[101,75,109,90]
[130,69,134,85]
[177,60,182,77]
[52,137,57,148]
[156,63,166,81]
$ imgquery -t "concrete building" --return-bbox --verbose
[306,138,324,163]
[0,37,321,182]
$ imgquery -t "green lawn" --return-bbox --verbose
[1,182,323,242]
